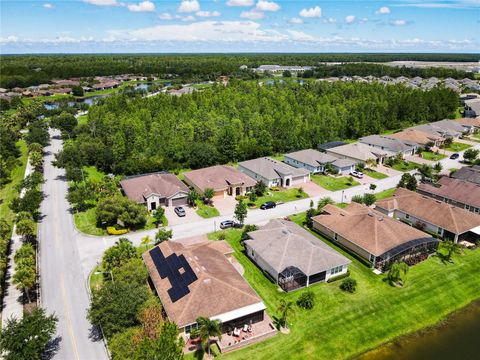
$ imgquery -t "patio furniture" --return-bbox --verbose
[233,327,241,337]
[243,324,248,332]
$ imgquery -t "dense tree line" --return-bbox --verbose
[55,80,458,176]
[1,53,478,88]
[303,63,473,80]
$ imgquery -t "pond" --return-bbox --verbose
[44,95,106,110]
[357,300,480,360]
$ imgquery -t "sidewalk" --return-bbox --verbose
[1,159,33,327]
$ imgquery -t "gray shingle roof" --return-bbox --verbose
[238,157,309,180]
[451,166,480,185]
[245,219,350,276]
[285,149,338,167]
[360,134,416,153]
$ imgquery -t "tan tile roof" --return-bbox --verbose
[375,188,480,235]
[456,117,480,127]
[143,241,264,328]
[183,165,256,193]
[120,172,189,203]
[245,219,350,276]
[389,129,442,146]
[418,177,480,208]
[312,203,432,256]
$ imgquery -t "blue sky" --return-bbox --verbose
[1,0,479,53]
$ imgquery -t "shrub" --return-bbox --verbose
[296,291,315,310]
[327,270,350,283]
[107,227,129,235]
[241,224,258,241]
[270,186,280,192]
[351,195,364,204]
[363,193,376,206]
[340,278,357,293]
[235,195,248,201]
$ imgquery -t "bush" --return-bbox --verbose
[241,224,258,241]
[107,227,129,235]
[235,195,248,201]
[340,278,357,293]
[327,270,350,283]
[296,291,315,309]
[270,187,280,192]
[351,195,364,204]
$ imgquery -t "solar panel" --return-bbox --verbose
[149,247,198,303]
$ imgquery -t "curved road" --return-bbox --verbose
[39,129,476,359]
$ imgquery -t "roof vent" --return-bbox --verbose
[282,229,290,235]
[378,216,383,221]
[203,278,211,284]
[201,266,206,271]
[368,213,374,217]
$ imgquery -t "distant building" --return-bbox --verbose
[325,142,395,165]
[359,135,417,157]
[451,165,480,185]
[254,65,313,74]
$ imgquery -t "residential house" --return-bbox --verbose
[359,134,417,157]
[238,157,310,188]
[120,172,189,211]
[417,177,480,214]
[325,142,395,165]
[375,188,480,242]
[312,203,438,269]
[244,219,351,292]
[284,149,355,175]
[317,141,347,151]
[389,128,444,148]
[183,165,256,197]
[143,240,274,351]
[464,98,480,118]
[412,121,464,139]
[254,65,313,74]
[455,117,480,134]
[451,165,480,185]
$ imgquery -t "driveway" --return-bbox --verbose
[291,181,331,197]
[405,155,435,165]
[374,165,402,177]
[212,195,237,215]
[164,205,202,226]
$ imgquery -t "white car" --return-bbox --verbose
[350,170,364,179]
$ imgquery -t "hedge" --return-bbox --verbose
[107,227,129,235]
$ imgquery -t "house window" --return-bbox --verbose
[369,254,375,263]
[251,250,255,257]
[437,227,442,235]
[330,266,343,275]
[405,214,410,219]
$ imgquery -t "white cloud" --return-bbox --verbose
[129,20,287,42]
[286,30,315,42]
[226,0,254,6]
[390,19,407,26]
[376,6,390,14]
[345,15,356,24]
[43,3,54,9]
[323,17,336,24]
[240,10,265,19]
[394,1,480,9]
[299,6,321,18]
[196,10,221,17]
[83,0,118,6]
[178,0,200,13]
[127,1,155,12]
[159,12,175,20]
[289,17,304,24]
[256,0,280,12]
[181,15,196,21]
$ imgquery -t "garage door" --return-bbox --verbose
[171,197,187,206]
[292,175,306,185]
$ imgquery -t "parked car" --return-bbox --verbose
[450,153,460,160]
[219,220,242,229]
[350,170,364,179]
[174,206,186,217]
[260,201,276,210]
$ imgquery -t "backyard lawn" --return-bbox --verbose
[196,200,220,218]
[374,188,396,200]
[363,168,388,180]
[443,142,472,152]
[421,151,447,161]
[210,217,480,360]
[389,161,421,172]
[311,174,360,191]
[254,188,308,208]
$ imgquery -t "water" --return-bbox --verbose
[357,300,480,360]
[43,95,105,110]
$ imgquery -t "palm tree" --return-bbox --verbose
[140,235,152,249]
[196,316,222,357]
[13,267,36,303]
[187,189,199,207]
[277,299,295,329]
[203,188,214,205]
[387,261,409,287]
[417,164,433,181]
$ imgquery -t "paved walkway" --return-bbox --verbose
[2,160,33,327]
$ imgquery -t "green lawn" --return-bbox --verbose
[211,218,480,360]
[195,200,220,218]
[83,166,106,182]
[0,140,28,234]
[443,142,472,152]
[421,152,447,161]
[77,114,88,126]
[389,161,421,172]
[363,169,388,180]
[311,174,360,191]
[254,188,308,208]
[374,188,396,200]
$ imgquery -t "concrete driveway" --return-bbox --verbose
[212,195,237,215]
[292,181,331,197]
[164,205,202,226]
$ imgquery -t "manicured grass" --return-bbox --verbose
[363,169,388,180]
[421,151,447,161]
[443,142,472,152]
[0,140,28,234]
[77,114,88,126]
[214,219,480,360]
[374,188,396,200]
[254,188,308,208]
[389,161,421,172]
[83,166,106,182]
[195,200,220,218]
[311,174,360,191]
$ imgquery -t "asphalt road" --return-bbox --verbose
[38,130,108,360]
[38,128,476,360]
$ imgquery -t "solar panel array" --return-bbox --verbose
[149,246,198,303]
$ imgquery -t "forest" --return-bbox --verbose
[54,80,458,176]
[1,53,478,88]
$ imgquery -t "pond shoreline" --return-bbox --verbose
[356,298,480,360]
